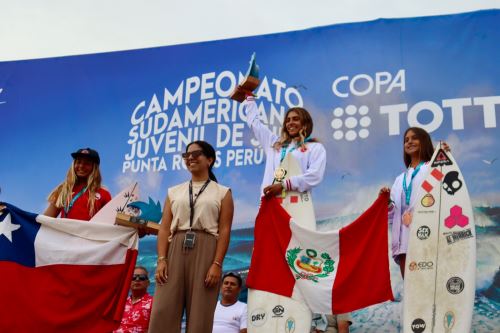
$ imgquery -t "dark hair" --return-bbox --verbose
[223,272,243,287]
[135,266,149,277]
[186,141,218,182]
[403,127,434,168]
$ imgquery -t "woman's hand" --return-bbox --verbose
[263,183,283,198]
[155,260,168,285]
[205,263,222,288]
[441,141,451,152]
[379,187,390,196]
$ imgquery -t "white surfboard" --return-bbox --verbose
[90,182,140,224]
[403,144,476,333]
[248,154,314,333]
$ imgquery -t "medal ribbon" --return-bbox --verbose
[402,162,424,206]
[64,186,87,216]
[279,136,311,162]
[188,179,211,229]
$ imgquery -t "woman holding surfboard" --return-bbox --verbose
[241,94,327,197]
[44,148,111,221]
[380,127,449,278]
[240,89,328,333]
[149,140,234,333]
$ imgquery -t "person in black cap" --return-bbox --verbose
[44,148,111,221]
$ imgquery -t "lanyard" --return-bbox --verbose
[402,162,424,206]
[188,179,211,229]
[64,186,87,215]
[279,136,311,162]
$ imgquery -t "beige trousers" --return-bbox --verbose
[148,231,219,333]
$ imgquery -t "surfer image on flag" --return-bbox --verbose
[379,127,450,278]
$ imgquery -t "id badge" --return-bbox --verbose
[183,230,196,249]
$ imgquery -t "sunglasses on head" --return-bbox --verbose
[132,274,148,281]
[182,150,204,159]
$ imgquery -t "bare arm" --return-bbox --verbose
[43,202,60,218]
[205,190,234,287]
[338,320,350,333]
[155,196,173,285]
[240,329,247,333]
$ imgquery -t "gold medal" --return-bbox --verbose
[402,211,413,226]
[273,167,287,182]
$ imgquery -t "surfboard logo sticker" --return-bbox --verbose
[421,168,444,193]
[416,226,431,240]
[431,149,453,167]
[443,171,463,195]
[446,277,465,294]
[272,305,284,317]
[421,194,435,207]
[444,311,456,330]
[250,308,267,326]
[411,318,426,333]
[285,317,296,333]
[444,205,469,229]
[430,168,444,181]
[444,228,473,244]
[409,261,434,271]
[287,248,335,282]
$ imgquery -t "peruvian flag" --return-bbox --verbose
[247,193,393,314]
[0,203,138,332]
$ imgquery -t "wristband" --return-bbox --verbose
[157,256,167,262]
[213,260,222,268]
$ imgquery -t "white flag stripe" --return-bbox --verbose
[288,219,341,314]
[35,215,138,267]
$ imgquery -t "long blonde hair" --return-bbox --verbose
[47,160,102,217]
[273,107,317,150]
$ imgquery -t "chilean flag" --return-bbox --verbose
[247,193,394,314]
[0,203,138,332]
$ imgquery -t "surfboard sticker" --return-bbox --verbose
[431,149,453,167]
[403,144,476,333]
[248,154,313,333]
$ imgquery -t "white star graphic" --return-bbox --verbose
[0,213,21,242]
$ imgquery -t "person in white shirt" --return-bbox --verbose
[213,272,247,333]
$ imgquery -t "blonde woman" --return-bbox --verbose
[44,148,111,221]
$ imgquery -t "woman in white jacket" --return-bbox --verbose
[380,127,449,278]
[242,94,326,198]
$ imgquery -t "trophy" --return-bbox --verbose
[230,52,260,102]
[115,197,161,235]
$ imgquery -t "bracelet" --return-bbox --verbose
[213,260,222,268]
[157,256,167,262]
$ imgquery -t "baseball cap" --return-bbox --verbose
[71,148,100,165]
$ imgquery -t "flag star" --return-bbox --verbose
[0,213,21,242]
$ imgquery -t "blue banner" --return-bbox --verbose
[1,10,498,331]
